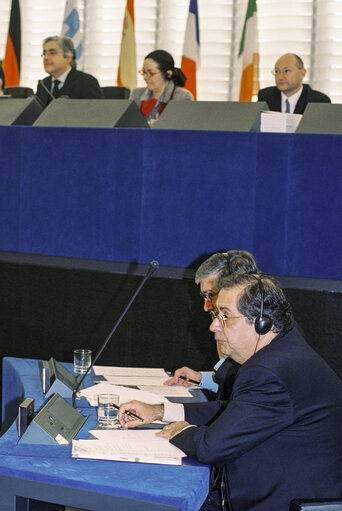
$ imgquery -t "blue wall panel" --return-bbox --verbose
[0,126,341,279]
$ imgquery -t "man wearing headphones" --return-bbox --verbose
[119,273,342,511]
[165,250,259,401]
[36,35,104,108]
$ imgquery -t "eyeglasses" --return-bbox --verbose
[41,50,63,57]
[210,310,243,328]
[271,68,296,76]
[139,69,161,78]
[200,291,218,302]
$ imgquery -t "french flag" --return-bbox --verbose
[181,0,200,100]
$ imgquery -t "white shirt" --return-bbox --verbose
[281,87,303,113]
[51,67,72,92]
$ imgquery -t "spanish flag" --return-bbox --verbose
[239,0,259,102]
[181,0,200,100]
[3,0,21,87]
[117,0,137,91]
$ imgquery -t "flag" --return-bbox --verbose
[117,0,137,90]
[3,0,21,87]
[61,0,83,64]
[181,0,200,100]
[238,0,259,101]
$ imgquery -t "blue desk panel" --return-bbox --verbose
[0,357,209,511]
[0,126,341,279]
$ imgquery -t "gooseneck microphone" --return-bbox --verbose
[38,79,56,101]
[72,260,159,407]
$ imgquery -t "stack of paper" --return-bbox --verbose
[79,383,169,407]
[72,429,186,465]
[260,111,302,133]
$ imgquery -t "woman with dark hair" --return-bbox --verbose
[130,49,193,125]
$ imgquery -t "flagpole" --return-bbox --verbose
[228,0,238,101]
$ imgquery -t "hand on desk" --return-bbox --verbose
[156,421,191,440]
[118,400,164,428]
[164,367,202,387]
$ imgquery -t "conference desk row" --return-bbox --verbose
[0,357,209,511]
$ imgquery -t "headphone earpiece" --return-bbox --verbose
[254,275,272,335]
[165,71,171,79]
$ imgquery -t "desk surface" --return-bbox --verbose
[0,357,209,511]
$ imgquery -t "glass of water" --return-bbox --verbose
[97,393,120,429]
[73,349,92,374]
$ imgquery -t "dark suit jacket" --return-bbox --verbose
[36,67,104,108]
[258,84,331,114]
[171,328,342,511]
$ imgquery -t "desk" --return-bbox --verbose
[0,357,209,511]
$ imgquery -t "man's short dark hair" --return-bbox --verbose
[217,272,293,334]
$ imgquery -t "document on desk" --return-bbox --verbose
[72,429,186,465]
[260,111,302,133]
[138,385,194,397]
[93,366,169,378]
[79,383,169,407]
[98,375,169,386]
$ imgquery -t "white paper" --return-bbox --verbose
[79,383,169,407]
[98,375,169,386]
[93,366,169,378]
[138,385,194,397]
[72,429,185,465]
[260,111,302,133]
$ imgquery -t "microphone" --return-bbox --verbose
[38,79,55,101]
[72,260,159,407]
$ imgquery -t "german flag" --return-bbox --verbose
[3,0,21,87]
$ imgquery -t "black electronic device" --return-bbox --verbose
[33,98,150,128]
[19,393,87,445]
[17,397,35,438]
[253,274,272,335]
[72,260,159,407]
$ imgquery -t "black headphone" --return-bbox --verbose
[165,71,172,79]
[253,275,272,335]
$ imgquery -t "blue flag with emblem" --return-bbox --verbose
[61,0,83,65]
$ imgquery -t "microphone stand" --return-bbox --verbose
[72,260,159,407]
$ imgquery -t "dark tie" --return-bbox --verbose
[52,79,61,97]
[285,98,290,113]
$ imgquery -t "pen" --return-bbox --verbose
[179,375,201,385]
[113,403,144,422]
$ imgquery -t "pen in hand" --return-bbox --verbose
[179,375,201,385]
[114,403,144,422]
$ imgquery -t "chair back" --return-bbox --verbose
[4,86,34,98]
[101,86,130,99]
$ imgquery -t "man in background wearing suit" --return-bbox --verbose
[258,53,331,114]
[119,272,342,511]
[36,36,104,108]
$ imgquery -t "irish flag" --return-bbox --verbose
[181,0,200,100]
[117,0,137,91]
[239,0,259,101]
[3,0,21,87]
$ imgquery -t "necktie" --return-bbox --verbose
[52,79,61,97]
[285,98,290,113]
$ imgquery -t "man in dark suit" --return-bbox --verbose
[119,273,342,511]
[258,53,331,114]
[164,250,259,401]
[36,36,104,108]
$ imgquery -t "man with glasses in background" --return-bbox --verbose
[165,250,259,401]
[258,53,330,114]
[36,35,104,108]
[119,272,342,511]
